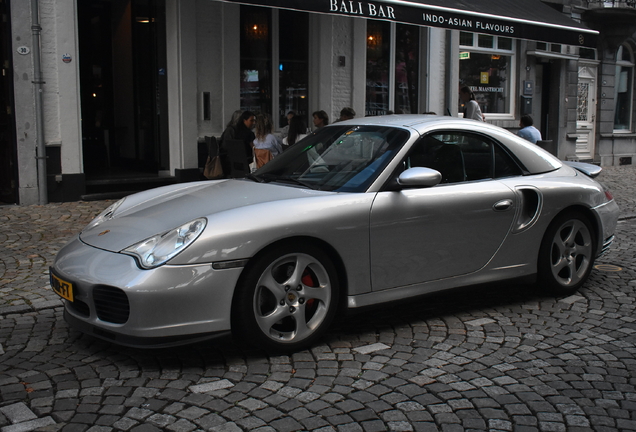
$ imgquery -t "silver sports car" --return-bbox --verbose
[51,115,620,351]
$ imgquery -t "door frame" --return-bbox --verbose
[576,62,599,161]
[0,0,17,203]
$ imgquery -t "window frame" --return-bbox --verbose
[365,21,421,116]
[403,130,523,185]
[239,6,310,131]
[458,32,517,120]
[613,43,635,133]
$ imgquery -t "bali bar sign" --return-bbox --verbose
[330,0,396,18]
[323,0,594,46]
[330,1,514,35]
[220,0,599,47]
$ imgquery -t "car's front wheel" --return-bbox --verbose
[232,244,340,351]
[538,211,596,295]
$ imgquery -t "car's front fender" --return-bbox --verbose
[170,192,376,296]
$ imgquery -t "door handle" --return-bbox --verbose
[493,199,513,211]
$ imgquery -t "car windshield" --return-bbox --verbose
[254,125,409,192]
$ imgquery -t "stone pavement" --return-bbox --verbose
[0,165,635,432]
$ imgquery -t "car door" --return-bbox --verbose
[369,131,521,291]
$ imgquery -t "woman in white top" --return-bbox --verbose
[282,116,308,150]
[459,86,484,121]
[253,114,282,168]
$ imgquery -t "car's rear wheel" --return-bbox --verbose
[538,211,596,295]
[232,244,340,351]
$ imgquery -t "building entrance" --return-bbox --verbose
[539,62,560,146]
[78,0,169,186]
[0,0,17,204]
[576,64,598,161]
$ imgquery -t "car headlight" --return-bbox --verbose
[84,198,126,231]
[122,218,207,269]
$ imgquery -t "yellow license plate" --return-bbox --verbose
[51,272,74,302]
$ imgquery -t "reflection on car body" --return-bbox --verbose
[51,115,620,351]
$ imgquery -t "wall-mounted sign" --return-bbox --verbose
[480,72,489,84]
[17,46,30,55]
[223,0,599,48]
[523,80,534,95]
[471,86,504,93]
[459,52,470,60]
[62,53,72,63]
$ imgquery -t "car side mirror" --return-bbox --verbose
[388,167,442,190]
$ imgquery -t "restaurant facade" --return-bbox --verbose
[3,0,636,204]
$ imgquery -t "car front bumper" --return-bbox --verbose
[52,236,242,348]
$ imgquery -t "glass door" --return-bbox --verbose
[78,0,168,178]
[0,0,17,203]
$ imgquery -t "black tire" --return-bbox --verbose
[232,243,340,352]
[537,211,596,295]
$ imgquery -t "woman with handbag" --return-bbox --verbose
[253,113,282,169]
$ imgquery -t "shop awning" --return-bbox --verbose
[220,0,598,48]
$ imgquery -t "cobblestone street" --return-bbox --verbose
[1,166,636,432]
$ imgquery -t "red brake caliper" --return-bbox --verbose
[301,270,318,318]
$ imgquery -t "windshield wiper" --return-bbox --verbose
[245,173,268,183]
[273,176,314,189]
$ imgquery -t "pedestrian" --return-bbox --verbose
[220,110,243,144]
[517,115,542,144]
[279,110,296,139]
[233,111,256,166]
[337,107,356,122]
[218,109,243,176]
[459,86,484,121]
[253,113,282,168]
[282,116,309,150]
[312,110,329,130]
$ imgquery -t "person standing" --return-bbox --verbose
[233,111,257,165]
[282,116,309,150]
[220,110,243,143]
[517,115,542,144]
[279,110,296,139]
[459,86,484,121]
[253,114,282,168]
[312,110,329,130]
[337,107,356,122]
[218,110,243,176]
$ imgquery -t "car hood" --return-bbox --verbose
[80,179,333,252]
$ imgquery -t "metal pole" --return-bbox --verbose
[31,0,47,204]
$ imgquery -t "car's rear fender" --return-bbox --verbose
[549,204,601,254]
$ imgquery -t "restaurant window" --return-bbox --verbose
[240,6,272,114]
[240,6,309,128]
[614,44,634,132]
[279,10,309,129]
[366,22,420,116]
[459,32,515,117]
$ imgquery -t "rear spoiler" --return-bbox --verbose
[564,161,602,178]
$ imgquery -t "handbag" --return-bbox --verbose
[203,136,224,179]
[253,148,273,169]
[203,155,223,179]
